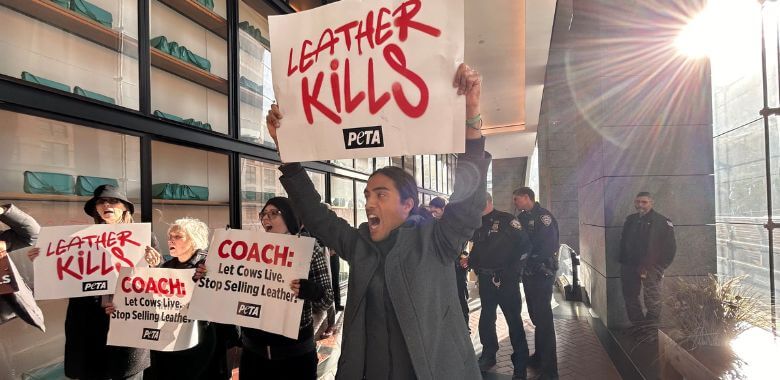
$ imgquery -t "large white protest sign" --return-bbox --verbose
[188,229,314,339]
[270,0,464,162]
[33,224,151,300]
[107,267,199,351]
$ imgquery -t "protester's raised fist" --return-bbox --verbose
[265,103,283,148]
[453,63,481,115]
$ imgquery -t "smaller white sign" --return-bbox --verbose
[187,229,314,339]
[107,267,199,352]
[34,224,151,300]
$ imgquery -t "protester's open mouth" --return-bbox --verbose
[103,210,114,216]
[368,214,380,230]
[263,223,272,232]
[168,246,176,252]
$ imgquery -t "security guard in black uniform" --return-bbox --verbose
[465,192,531,380]
[513,187,559,380]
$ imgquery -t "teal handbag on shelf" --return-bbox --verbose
[51,0,113,28]
[238,21,270,47]
[151,183,209,201]
[150,36,212,72]
[75,176,119,196]
[21,72,70,92]
[195,0,215,10]
[239,76,263,94]
[73,86,115,104]
[23,171,76,195]
[153,110,212,131]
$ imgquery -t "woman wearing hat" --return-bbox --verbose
[195,196,333,379]
[28,184,151,379]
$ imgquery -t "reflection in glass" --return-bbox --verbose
[150,0,228,133]
[355,158,372,174]
[0,0,140,109]
[152,141,228,256]
[239,0,278,146]
[0,110,142,379]
[240,157,288,230]
[331,176,355,226]
[356,180,367,226]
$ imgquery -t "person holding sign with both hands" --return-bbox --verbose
[28,185,151,380]
[265,63,488,379]
[194,196,333,379]
[108,217,236,380]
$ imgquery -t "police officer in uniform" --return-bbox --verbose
[513,187,559,380]
[466,193,531,380]
[619,192,676,337]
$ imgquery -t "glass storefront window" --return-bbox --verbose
[391,157,403,168]
[423,155,431,189]
[376,157,390,169]
[152,141,228,257]
[1,0,140,110]
[415,155,423,186]
[437,155,444,192]
[354,158,372,174]
[150,0,228,134]
[331,176,355,226]
[239,0,279,146]
[0,110,141,379]
[240,157,288,230]
[333,159,354,169]
[356,180,367,226]
[403,156,415,177]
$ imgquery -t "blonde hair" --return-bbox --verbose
[169,218,210,251]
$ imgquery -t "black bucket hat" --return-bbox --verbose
[84,184,135,218]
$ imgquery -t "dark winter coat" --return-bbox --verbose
[279,138,490,380]
[619,209,676,269]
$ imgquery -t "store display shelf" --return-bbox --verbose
[2,0,229,95]
[159,0,227,40]
[0,0,139,56]
[239,87,265,108]
[152,199,229,206]
[0,192,134,203]
[151,49,228,94]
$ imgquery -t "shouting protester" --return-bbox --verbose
[265,63,489,379]
[29,185,152,380]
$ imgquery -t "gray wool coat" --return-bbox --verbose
[280,138,490,380]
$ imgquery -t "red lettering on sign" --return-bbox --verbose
[284,0,441,125]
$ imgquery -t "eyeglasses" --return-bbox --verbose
[167,234,186,241]
[259,209,283,219]
[96,198,122,205]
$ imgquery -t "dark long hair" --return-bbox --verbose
[369,166,421,218]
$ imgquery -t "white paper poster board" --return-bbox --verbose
[187,229,315,339]
[270,0,465,162]
[107,267,199,351]
[34,224,151,300]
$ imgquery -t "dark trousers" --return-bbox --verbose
[621,265,664,325]
[239,347,317,380]
[478,272,529,370]
[330,254,341,308]
[522,272,558,376]
[455,265,469,323]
